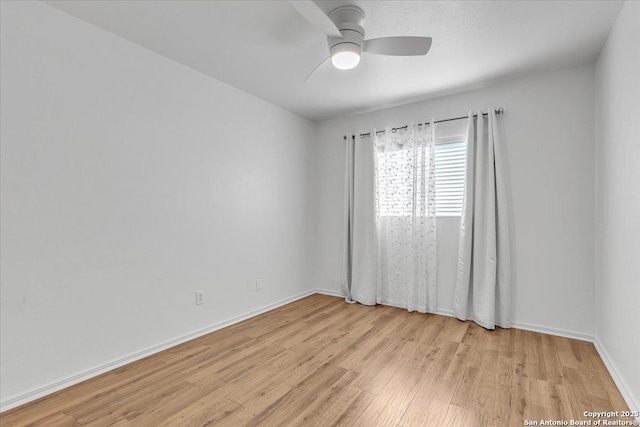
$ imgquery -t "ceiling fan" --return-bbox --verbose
[290,1,432,80]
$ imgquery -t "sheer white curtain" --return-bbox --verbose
[452,109,511,329]
[375,122,437,312]
[342,123,437,313]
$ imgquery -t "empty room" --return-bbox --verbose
[0,0,638,426]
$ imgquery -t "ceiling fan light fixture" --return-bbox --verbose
[331,50,360,70]
[330,43,361,70]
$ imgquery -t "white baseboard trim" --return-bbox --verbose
[593,338,639,414]
[313,288,345,298]
[510,321,594,342]
[426,309,595,343]
[0,289,317,413]
[313,289,595,342]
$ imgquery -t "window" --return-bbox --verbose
[374,131,467,218]
[434,136,466,216]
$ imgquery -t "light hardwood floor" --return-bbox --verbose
[0,294,632,426]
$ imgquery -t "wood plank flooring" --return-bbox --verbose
[0,294,632,426]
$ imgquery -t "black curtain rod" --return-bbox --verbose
[343,107,504,140]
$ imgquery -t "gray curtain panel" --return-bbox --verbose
[453,109,512,329]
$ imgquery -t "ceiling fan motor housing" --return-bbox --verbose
[327,6,366,59]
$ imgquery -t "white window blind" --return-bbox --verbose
[434,136,467,216]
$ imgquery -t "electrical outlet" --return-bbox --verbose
[255,279,263,291]
[196,290,204,305]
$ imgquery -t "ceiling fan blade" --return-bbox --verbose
[363,37,432,56]
[289,1,342,38]
[305,57,331,82]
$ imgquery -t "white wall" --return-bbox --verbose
[0,1,316,406]
[314,65,596,337]
[594,1,640,410]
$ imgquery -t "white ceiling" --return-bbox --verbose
[45,0,622,122]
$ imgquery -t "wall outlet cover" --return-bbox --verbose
[196,290,204,305]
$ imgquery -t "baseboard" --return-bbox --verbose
[313,288,345,298]
[430,308,594,342]
[510,321,593,342]
[593,338,639,414]
[0,289,317,413]
[423,309,595,343]
[314,289,595,342]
